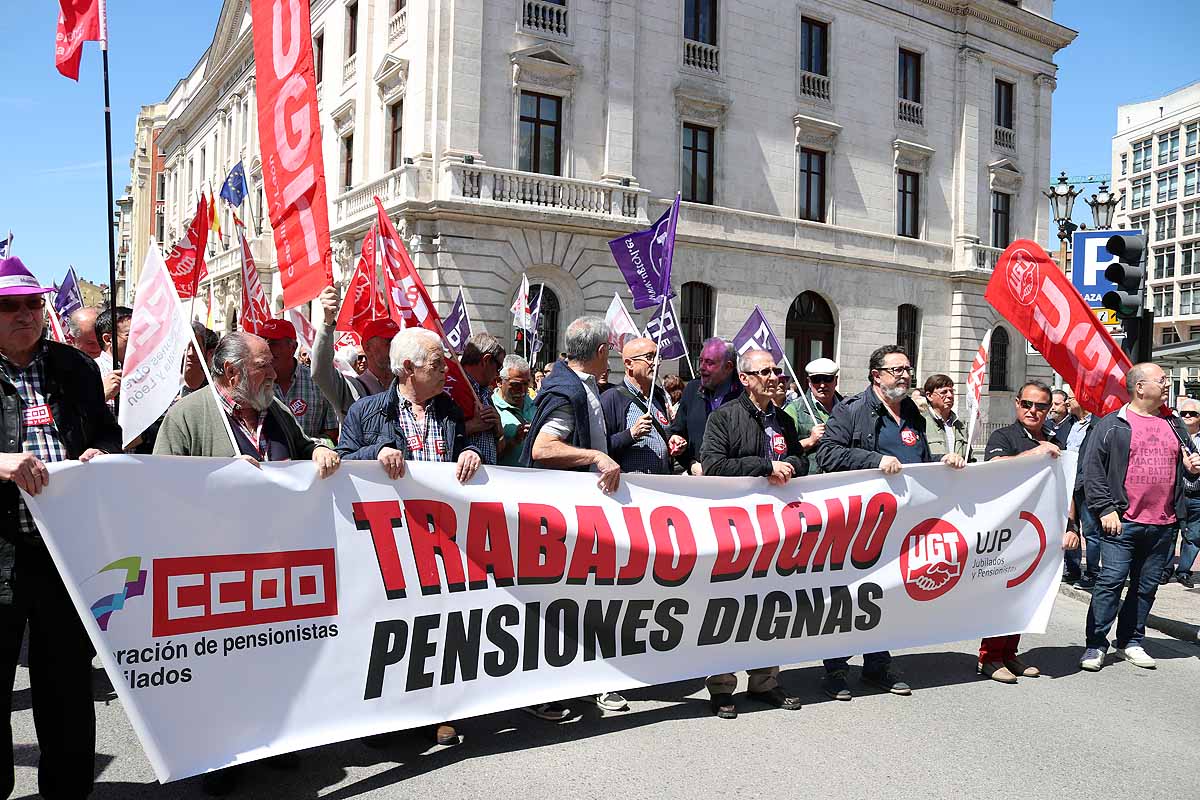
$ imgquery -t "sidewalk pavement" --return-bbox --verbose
[1059,580,1200,644]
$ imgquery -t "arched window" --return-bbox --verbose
[680,281,715,372]
[989,327,1010,391]
[897,303,920,375]
[531,285,560,371]
[785,291,835,379]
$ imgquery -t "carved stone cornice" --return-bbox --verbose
[373,54,409,104]
[1034,72,1057,91]
[893,138,935,173]
[511,44,579,95]
[988,158,1023,192]
[794,113,842,152]
[913,0,1077,50]
[674,80,731,128]
[331,98,356,137]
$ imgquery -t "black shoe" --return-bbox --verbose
[1178,572,1195,589]
[862,670,911,695]
[1074,575,1097,590]
[746,686,802,711]
[822,672,852,701]
[1158,570,1174,586]
[1062,571,1082,584]
[709,692,737,719]
[201,768,238,797]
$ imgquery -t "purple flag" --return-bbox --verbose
[608,194,680,310]
[442,287,472,355]
[732,305,785,364]
[54,266,84,318]
[643,300,686,361]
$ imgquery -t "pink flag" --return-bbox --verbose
[604,293,639,351]
[287,308,317,353]
[238,224,273,334]
[963,328,993,455]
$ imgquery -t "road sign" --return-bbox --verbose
[1094,307,1118,326]
[1072,229,1143,309]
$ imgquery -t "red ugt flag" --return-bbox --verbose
[164,195,210,300]
[238,224,274,334]
[984,239,1131,417]
[335,223,389,335]
[56,0,106,81]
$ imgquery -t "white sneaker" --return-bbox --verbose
[592,691,629,711]
[1079,647,1107,671]
[1117,645,1157,669]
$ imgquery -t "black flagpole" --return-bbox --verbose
[101,41,119,368]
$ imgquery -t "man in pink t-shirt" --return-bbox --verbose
[1080,362,1200,672]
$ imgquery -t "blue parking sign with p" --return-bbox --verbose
[1071,229,1142,308]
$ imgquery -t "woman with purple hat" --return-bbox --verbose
[0,256,120,798]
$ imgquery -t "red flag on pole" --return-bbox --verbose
[335,223,388,335]
[164,195,210,300]
[984,239,1132,416]
[248,0,333,309]
[55,0,105,81]
[237,223,273,334]
[374,197,476,418]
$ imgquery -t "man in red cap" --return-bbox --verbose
[0,257,120,799]
[312,286,398,420]
[259,318,337,441]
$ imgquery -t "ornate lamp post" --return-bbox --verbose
[1085,182,1121,231]
[1043,172,1081,274]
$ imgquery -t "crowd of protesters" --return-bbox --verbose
[0,254,1197,797]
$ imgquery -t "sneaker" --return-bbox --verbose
[977,661,1018,684]
[1074,575,1097,590]
[523,702,570,721]
[862,669,911,695]
[1177,572,1195,589]
[1079,647,1107,671]
[592,691,629,712]
[1117,645,1156,669]
[821,671,852,701]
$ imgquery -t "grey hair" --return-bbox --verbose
[702,337,736,367]
[389,328,442,376]
[211,332,255,379]
[737,349,772,374]
[500,353,531,379]
[460,332,505,366]
[564,316,610,362]
[1180,397,1200,411]
[65,306,99,339]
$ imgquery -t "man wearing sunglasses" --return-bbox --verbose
[0,257,121,799]
[1167,398,1200,587]
[1080,362,1200,672]
[816,344,966,700]
[602,338,676,476]
[976,380,1068,683]
[785,357,842,457]
[698,349,806,718]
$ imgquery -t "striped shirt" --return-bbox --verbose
[275,361,334,440]
[216,386,270,461]
[466,375,498,465]
[395,393,451,462]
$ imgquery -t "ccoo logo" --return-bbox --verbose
[900,518,967,601]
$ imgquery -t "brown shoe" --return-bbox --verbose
[433,723,458,746]
[978,661,1018,684]
[1004,657,1040,677]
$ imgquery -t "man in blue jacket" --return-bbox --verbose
[601,337,675,475]
[666,338,741,475]
[816,344,965,701]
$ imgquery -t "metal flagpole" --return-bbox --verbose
[101,39,119,364]
[779,354,817,419]
[645,295,669,407]
[671,297,696,380]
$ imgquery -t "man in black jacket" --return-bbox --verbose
[815,344,965,701]
[1079,362,1200,673]
[602,338,674,475]
[0,257,121,800]
[667,337,741,475]
[698,349,806,719]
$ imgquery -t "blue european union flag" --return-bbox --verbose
[219,162,248,207]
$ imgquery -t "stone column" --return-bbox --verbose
[953,46,985,270]
[602,0,637,183]
[443,0,484,159]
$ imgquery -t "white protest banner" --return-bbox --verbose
[24,454,1073,783]
[117,247,192,448]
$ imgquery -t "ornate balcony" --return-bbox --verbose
[897,98,923,127]
[343,54,357,84]
[799,70,831,102]
[971,243,1004,272]
[333,166,411,226]
[994,126,1016,152]
[522,1,568,39]
[388,9,407,46]
[684,39,720,74]
[445,162,648,220]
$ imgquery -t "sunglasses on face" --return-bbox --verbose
[809,374,835,384]
[0,296,46,314]
[1017,399,1051,412]
[1181,411,1200,418]
[744,366,784,378]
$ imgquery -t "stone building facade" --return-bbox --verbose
[128,0,1074,420]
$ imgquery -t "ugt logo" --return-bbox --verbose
[89,557,148,631]
[1005,248,1040,307]
[900,519,967,602]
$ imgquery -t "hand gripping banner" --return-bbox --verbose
[25,454,1073,782]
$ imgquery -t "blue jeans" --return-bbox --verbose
[1085,521,1175,649]
[1175,498,1200,576]
[1065,503,1102,579]
[823,652,890,676]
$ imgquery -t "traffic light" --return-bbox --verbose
[1102,234,1147,320]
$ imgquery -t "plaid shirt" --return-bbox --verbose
[275,361,334,440]
[216,385,270,460]
[619,379,671,474]
[466,375,498,465]
[0,341,68,537]
[395,393,451,462]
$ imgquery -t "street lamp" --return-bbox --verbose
[1043,171,1081,273]
[1085,182,1121,230]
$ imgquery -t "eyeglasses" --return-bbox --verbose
[809,374,835,384]
[877,365,913,377]
[1137,377,1171,387]
[1017,399,1051,412]
[1181,411,1200,418]
[744,366,784,378]
[0,296,46,314]
[627,352,659,364]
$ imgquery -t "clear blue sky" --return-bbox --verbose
[1,1,1197,288]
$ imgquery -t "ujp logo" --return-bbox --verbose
[90,556,149,631]
[900,519,967,601]
[1005,248,1040,307]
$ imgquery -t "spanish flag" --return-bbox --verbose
[209,189,222,242]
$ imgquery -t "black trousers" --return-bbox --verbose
[0,545,95,799]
